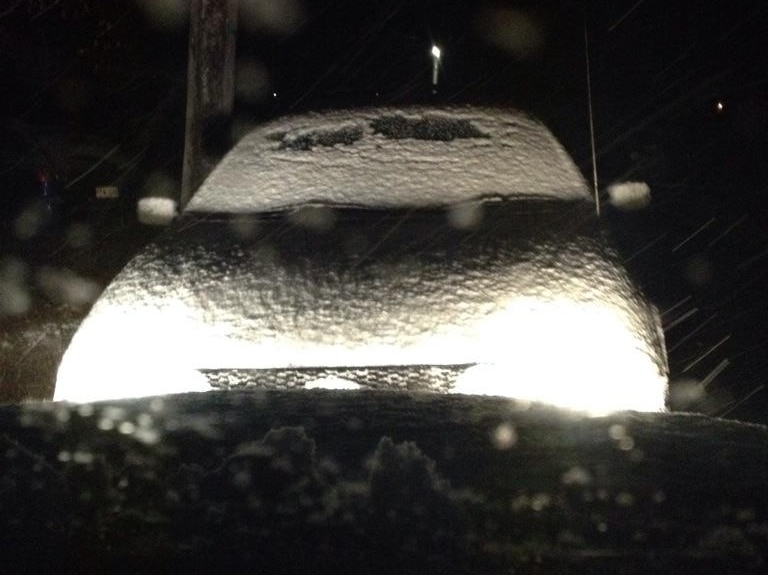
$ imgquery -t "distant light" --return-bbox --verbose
[431,45,442,86]
[715,100,725,113]
[273,92,278,98]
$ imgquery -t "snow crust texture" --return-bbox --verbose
[187,106,592,213]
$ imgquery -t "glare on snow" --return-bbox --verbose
[55,294,666,415]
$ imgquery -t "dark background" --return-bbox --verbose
[1,0,767,423]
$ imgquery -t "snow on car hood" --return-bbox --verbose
[186,106,592,213]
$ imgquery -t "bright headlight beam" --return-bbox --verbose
[451,298,667,415]
[56,295,667,415]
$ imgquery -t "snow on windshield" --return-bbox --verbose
[186,107,593,213]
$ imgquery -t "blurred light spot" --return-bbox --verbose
[616,492,634,506]
[477,7,545,60]
[0,257,31,315]
[118,421,136,435]
[305,376,362,391]
[491,423,517,449]
[137,413,154,428]
[239,0,305,36]
[629,448,644,462]
[54,406,70,423]
[232,469,252,490]
[618,436,635,451]
[608,424,626,440]
[715,100,725,114]
[608,426,636,451]
[608,181,651,210]
[134,427,161,445]
[236,58,272,104]
[288,205,336,232]
[511,494,529,511]
[431,45,442,60]
[72,451,94,465]
[669,377,705,408]
[446,202,483,229]
[13,201,51,240]
[557,530,585,546]
[135,0,188,30]
[97,417,115,431]
[531,492,551,511]
[36,267,101,308]
[561,466,592,486]
[228,213,260,239]
[684,254,713,286]
[77,403,95,417]
[138,197,178,226]
[65,222,94,249]
[103,406,127,421]
[0,282,30,315]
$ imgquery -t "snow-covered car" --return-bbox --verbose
[55,106,668,413]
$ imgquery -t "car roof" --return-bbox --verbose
[186,106,593,214]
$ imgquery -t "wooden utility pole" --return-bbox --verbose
[181,0,238,210]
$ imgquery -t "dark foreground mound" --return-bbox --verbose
[2,390,767,574]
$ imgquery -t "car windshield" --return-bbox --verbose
[1,1,767,572]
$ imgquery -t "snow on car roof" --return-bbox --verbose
[186,106,592,213]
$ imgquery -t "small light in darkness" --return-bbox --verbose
[715,100,725,113]
[431,44,442,86]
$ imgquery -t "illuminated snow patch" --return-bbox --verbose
[36,267,102,308]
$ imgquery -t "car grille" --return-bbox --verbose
[199,364,475,393]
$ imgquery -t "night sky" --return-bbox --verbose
[1,0,768,422]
